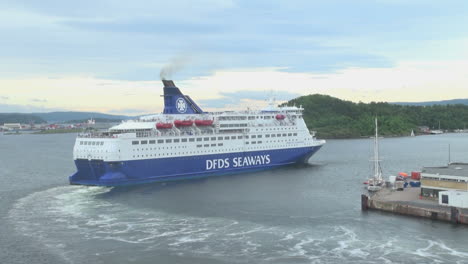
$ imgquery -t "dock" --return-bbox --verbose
[362,187,468,224]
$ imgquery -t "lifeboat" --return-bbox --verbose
[195,119,214,126]
[156,122,173,129]
[174,120,193,127]
[276,114,286,120]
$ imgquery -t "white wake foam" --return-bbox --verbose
[8,186,468,264]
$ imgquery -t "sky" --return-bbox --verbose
[1,0,468,115]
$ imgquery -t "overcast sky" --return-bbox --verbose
[1,0,468,114]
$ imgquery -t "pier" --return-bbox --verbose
[362,187,468,225]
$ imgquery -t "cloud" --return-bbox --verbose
[1,59,468,114]
[30,98,48,103]
[1,0,441,81]
[0,103,60,113]
[0,96,9,100]
[198,90,300,109]
[108,108,153,115]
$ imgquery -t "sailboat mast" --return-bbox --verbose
[374,118,381,180]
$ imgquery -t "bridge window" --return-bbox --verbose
[141,140,148,144]
[189,138,195,142]
[166,139,172,143]
[182,138,187,142]
[157,140,164,143]
[174,139,180,143]
[132,141,139,145]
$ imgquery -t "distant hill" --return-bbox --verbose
[393,99,468,106]
[0,113,46,124]
[34,112,133,123]
[283,94,468,138]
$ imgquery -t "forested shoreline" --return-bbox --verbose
[284,94,468,139]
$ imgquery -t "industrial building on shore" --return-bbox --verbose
[420,163,468,198]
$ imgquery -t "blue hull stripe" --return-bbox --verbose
[70,146,322,186]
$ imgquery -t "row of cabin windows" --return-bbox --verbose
[218,114,301,121]
[220,124,248,128]
[131,132,299,145]
[421,176,468,183]
[246,141,262,145]
[265,133,297,138]
[80,141,104,146]
[196,143,224,148]
[132,138,300,153]
[131,145,302,159]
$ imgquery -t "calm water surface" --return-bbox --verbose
[1,133,468,264]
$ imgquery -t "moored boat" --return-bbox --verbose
[367,118,385,192]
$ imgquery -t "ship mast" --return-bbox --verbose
[373,118,382,180]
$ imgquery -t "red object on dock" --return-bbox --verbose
[411,171,421,180]
[398,172,409,178]
[363,181,368,185]
[174,120,193,127]
[194,119,214,126]
[156,122,173,129]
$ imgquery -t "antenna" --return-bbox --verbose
[448,143,451,165]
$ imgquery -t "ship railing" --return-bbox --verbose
[77,133,115,138]
[134,130,220,138]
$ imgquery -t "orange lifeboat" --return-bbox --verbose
[195,119,214,126]
[174,120,193,127]
[276,114,286,120]
[156,122,173,129]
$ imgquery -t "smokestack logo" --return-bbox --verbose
[176,97,187,113]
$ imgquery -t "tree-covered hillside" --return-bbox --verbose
[284,94,468,138]
[0,113,45,124]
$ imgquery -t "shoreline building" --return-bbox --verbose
[420,163,468,198]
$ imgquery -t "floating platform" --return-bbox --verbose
[362,187,468,225]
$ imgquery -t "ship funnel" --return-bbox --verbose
[162,80,204,114]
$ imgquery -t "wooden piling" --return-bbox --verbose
[361,194,368,211]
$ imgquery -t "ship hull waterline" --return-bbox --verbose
[69,146,322,187]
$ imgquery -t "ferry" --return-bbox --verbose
[69,80,326,186]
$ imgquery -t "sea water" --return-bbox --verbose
[1,133,468,264]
